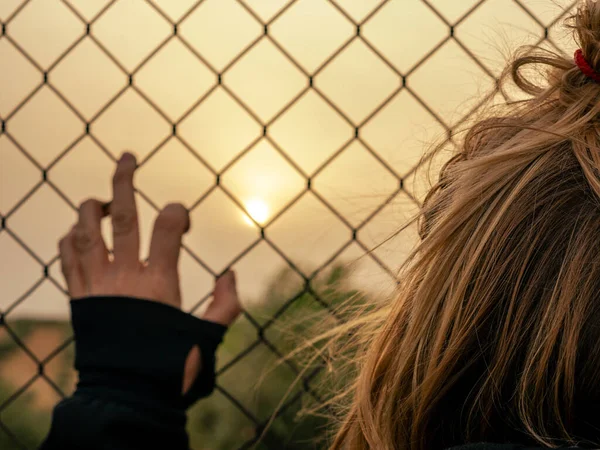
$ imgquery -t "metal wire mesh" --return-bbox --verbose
[0,0,578,448]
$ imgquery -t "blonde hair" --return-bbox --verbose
[252,1,600,448]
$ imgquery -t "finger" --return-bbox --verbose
[202,270,242,326]
[75,199,110,288]
[112,152,140,269]
[182,345,201,395]
[147,203,190,302]
[59,226,86,298]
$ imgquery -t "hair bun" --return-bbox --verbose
[571,0,600,72]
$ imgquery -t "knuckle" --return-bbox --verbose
[157,203,188,232]
[112,208,137,235]
[73,225,95,253]
[59,228,74,250]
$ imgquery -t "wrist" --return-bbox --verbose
[70,296,227,411]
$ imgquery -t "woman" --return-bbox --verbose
[40,1,600,448]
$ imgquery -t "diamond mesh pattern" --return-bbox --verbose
[0,0,578,448]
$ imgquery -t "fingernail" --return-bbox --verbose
[228,269,236,283]
[218,270,232,281]
[121,152,136,164]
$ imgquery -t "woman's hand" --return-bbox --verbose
[57,151,242,394]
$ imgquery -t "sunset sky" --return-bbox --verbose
[0,0,577,320]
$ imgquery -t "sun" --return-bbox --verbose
[243,198,269,226]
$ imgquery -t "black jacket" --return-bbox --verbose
[39,296,561,450]
[39,296,227,450]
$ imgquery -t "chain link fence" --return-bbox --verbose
[0,0,578,448]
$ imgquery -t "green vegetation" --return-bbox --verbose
[0,264,367,449]
[0,320,74,450]
[0,378,52,450]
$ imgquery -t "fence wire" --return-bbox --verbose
[0,0,578,448]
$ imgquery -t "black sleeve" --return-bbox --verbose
[39,296,228,450]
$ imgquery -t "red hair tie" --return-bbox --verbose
[574,49,600,83]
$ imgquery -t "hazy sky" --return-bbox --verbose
[0,0,577,319]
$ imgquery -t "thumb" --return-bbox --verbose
[202,270,242,327]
